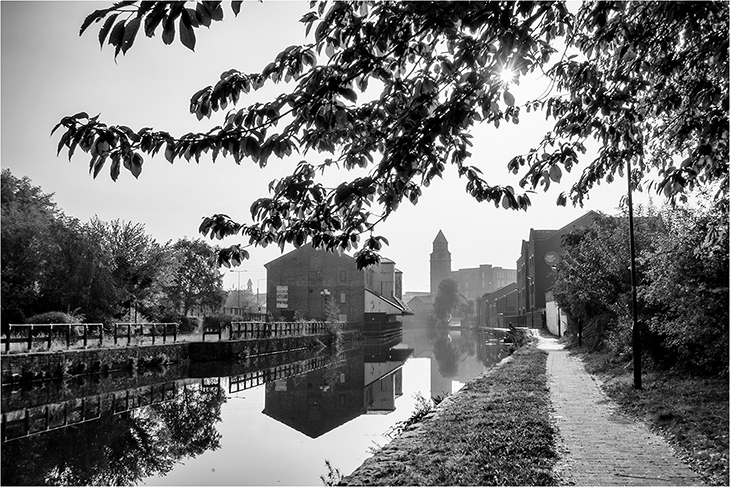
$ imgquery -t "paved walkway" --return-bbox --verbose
[537,332,702,486]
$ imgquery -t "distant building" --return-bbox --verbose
[221,290,267,317]
[450,264,517,302]
[478,283,518,327]
[264,244,412,333]
[429,230,452,296]
[406,294,434,316]
[427,230,516,303]
[515,211,599,326]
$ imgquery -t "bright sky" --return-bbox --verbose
[1,1,656,293]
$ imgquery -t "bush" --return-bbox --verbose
[158,314,199,333]
[203,314,239,330]
[177,316,199,333]
[26,311,79,324]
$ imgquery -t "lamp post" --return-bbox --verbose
[320,289,331,320]
[229,270,247,316]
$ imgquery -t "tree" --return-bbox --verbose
[53,2,728,268]
[163,238,225,316]
[639,202,729,374]
[1,169,60,325]
[39,217,122,322]
[87,218,170,319]
[433,278,460,325]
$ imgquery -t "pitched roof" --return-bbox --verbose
[433,230,448,243]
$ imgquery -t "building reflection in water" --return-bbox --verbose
[262,334,414,438]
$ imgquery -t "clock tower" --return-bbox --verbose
[430,230,452,296]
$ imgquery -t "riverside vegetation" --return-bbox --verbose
[340,340,559,486]
[580,349,729,486]
[337,330,727,486]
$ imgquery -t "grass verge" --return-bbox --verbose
[580,350,729,486]
[339,342,558,486]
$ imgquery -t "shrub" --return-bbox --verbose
[158,314,199,333]
[203,313,239,330]
[26,311,78,324]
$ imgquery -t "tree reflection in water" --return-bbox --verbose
[432,327,479,379]
[1,384,226,486]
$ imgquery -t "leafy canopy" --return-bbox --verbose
[53,1,728,268]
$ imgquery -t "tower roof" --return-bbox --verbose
[433,230,448,243]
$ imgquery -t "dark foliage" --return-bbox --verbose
[53,2,728,268]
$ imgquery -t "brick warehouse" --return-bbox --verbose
[264,244,411,332]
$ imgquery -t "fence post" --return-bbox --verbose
[83,324,88,347]
[114,325,118,346]
[163,324,167,344]
[48,325,53,350]
[151,324,156,345]
[127,325,132,346]
[27,325,33,351]
[5,326,10,353]
[173,323,178,343]
[99,325,103,347]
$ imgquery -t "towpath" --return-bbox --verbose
[538,332,702,486]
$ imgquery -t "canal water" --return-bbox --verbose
[1,318,509,486]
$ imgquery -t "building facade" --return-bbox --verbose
[450,264,517,302]
[265,244,411,330]
[515,211,599,325]
[479,282,518,327]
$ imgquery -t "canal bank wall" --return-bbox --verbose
[1,334,333,385]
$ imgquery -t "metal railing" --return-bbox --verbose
[1,322,179,354]
[2,323,104,353]
[229,321,329,340]
[2,320,336,353]
[112,323,178,346]
[202,321,332,341]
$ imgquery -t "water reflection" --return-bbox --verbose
[402,315,508,398]
[1,318,508,485]
[1,382,225,486]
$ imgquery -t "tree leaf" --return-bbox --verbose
[549,164,562,183]
[144,7,167,37]
[208,2,224,21]
[232,1,243,16]
[503,90,515,107]
[92,155,107,178]
[162,15,176,45]
[340,88,357,103]
[110,156,121,181]
[108,18,125,48]
[121,17,141,54]
[195,2,212,27]
[130,152,143,178]
[165,143,176,163]
[179,11,196,51]
[80,8,108,36]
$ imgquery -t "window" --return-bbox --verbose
[340,292,346,304]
